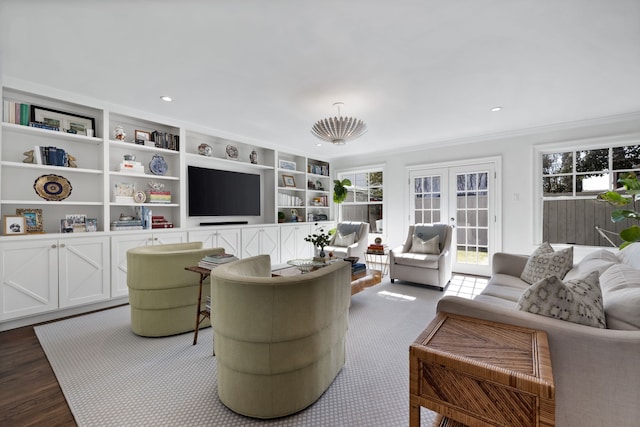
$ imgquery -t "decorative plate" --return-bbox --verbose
[34,174,73,201]
[149,154,168,175]
[134,191,147,203]
[225,145,239,160]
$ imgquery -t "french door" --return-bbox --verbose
[409,160,499,276]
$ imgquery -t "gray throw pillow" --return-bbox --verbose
[521,243,573,284]
[517,271,606,328]
[410,235,440,254]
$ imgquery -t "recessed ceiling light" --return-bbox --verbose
[160,96,172,102]
[490,106,502,112]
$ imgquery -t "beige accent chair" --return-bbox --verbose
[322,221,369,262]
[211,255,351,419]
[127,242,224,337]
[389,223,452,291]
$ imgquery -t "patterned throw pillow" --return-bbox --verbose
[333,232,356,247]
[410,235,440,254]
[520,243,573,284]
[517,271,606,328]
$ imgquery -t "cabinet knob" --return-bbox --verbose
[59,244,65,248]
[154,237,158,241]
[51,244,57,249]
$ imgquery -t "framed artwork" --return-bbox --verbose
[31,105,95,136]
[282,174,296,187]
[134,130,151,141]
[279,159,297,171]
[16,208,43,233]
[3,215,27,235]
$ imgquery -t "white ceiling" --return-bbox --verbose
[2,0,640,159]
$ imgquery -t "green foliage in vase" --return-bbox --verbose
[304,223,332,251]
[598,172,640,248]
[333,179,351,204]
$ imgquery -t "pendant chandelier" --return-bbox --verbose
[311,102,367,145]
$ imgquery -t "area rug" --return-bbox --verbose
[35,280,440,426]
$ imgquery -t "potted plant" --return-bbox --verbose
[333,178,351,204]
[304,223,333,260]
[597,172,640,248]
[278,211,285,223]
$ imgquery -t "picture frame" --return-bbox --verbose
[134,130,151,141]
[16,208,44,233]
[31,105,95,136]
[282,174,296,187]
[4,215,27,235]
[60,219,74,233]
[85,218,98,232]
[279,159,297,171]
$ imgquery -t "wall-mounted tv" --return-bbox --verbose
[188,165,261,216]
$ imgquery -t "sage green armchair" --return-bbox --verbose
[211,255,352,419]
[127,242,224,337]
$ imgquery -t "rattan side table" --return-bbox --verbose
[409,312,555,427]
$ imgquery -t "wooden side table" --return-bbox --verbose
[409,312,555,427]
[185,266,212,352]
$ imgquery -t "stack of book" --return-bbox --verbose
[120,160,144,174]
[351,262,367,275]
[367,244,387,254]
[2,100,30,125]
[151,215,174,229]
[147,191,171,204]
[198,253,239,269]
[110,218,143,231]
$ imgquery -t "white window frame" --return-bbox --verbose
[532,133,640,246]
[336,164,385,234]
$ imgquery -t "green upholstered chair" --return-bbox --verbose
[126,242,224,337]
[211,255,352,419]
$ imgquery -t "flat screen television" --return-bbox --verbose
[188,165,261,216]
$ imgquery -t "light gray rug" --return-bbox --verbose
[35,280,441,426]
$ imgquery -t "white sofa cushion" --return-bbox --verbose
[410,234,440,254]
[600,263,640,330]
[563,249,620,281]
[333,231,355,247]
[521,243,573,284]
[617,242,640,269]
[517,271,606,328]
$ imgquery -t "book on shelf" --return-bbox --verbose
[148,191,171,203]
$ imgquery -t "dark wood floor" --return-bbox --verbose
[0,307,132,426]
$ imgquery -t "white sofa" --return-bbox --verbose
[437,243,640,427]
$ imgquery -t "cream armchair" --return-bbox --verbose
[322,221,369,262]
[389,223,452,291]
[211,255,351,419]
[127,242,224,337]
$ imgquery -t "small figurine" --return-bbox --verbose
[23,149,35,163]
[148,181,165,192]
[114,125,126,141]
[198,143,213,156]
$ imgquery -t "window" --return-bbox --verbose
[541,144,640,246]
[337,169,383,233]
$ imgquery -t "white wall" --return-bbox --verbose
[332,114,640,255]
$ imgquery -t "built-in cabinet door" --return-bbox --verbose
[241,226,280,264]
[0,239,58,320]
[110,232,188,298]
[189,228,241,256]
[58,236,110,308]
[280,223,312,262]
